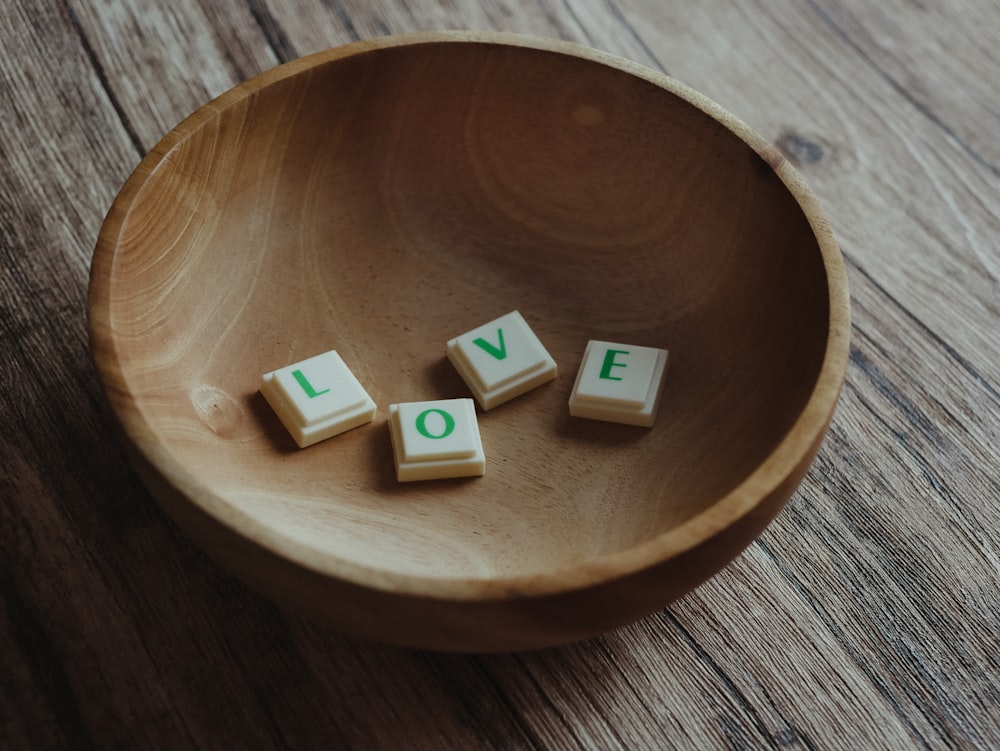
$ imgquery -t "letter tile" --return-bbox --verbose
[388,398,485,481]
[568,340,669,427]
[260,350,376,447]
[446,311,557,409]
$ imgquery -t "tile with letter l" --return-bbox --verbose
[568,340,670,427]
[260,349,376,448]
[446,310,557,410]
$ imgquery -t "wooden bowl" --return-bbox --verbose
[88,32,850,651]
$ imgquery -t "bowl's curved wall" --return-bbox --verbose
[90,33,848,650]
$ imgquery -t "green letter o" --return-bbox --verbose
[415,408,456,440]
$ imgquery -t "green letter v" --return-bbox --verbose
[473,329,507,360]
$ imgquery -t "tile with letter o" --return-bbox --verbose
[388,398,485,481]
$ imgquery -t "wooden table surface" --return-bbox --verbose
[2,1,998,749]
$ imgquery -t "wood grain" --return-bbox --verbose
[87,33,847,650]
[2,0,998,748]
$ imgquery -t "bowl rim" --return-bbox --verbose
[88,30,851,602]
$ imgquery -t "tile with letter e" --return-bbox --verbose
[388,398,485,481]
[260,349,376,448]
[568,340,670,427]
[446,310,557,410]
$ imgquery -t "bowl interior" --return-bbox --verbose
[97,38,831,586]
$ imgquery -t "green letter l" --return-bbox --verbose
[292,369,330,398]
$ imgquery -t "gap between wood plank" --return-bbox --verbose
[59,0,145,158]
[844,250,1000,405]
[803,0,1000,182]
[754,539,934,750]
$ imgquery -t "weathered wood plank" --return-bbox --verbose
[813,0,1000,174]
[2,0,999,748]
[63,0,277,150]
